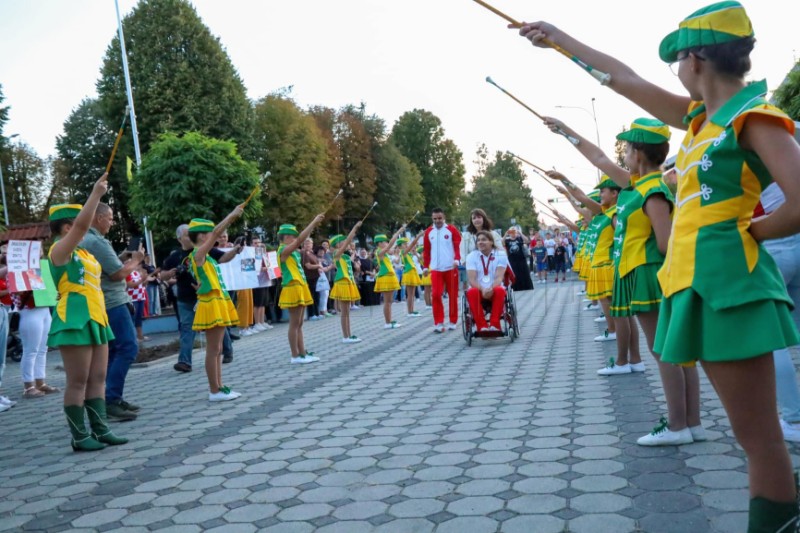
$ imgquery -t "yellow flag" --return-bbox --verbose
[126,156,133,182]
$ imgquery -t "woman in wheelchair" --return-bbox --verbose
[465,230,509,333]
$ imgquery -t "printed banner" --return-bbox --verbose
[33,259,58,307]
[6,240,45,292]
[217,246,279,291]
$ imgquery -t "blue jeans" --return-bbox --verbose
[106,304,138,404]
[0,307,8,390]
[764,234,800,422]
[176,300,232,367]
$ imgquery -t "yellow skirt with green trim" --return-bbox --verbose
[401,270,422,287]
[279,281,313,309]
[193,289,239,331]
[586,263,614,300]
[420,272,432,287]
[330,279,361,302]
[579,255,593,281]
[572,254,583,273]
[375,274,400,293]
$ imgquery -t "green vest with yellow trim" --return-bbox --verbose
[189,249,226,295]
[613,172,674,277]
[657,80,793,310]
[590,205,617,268]
[278,244,307,287]
[334,254,355,283]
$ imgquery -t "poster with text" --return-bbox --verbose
[217,246,276,290]
[6,240,45,292]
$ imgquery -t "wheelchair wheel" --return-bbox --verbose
[508,287,520,337]
[461,295,473,346]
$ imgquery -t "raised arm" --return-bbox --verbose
[516,22,690,129]
[333,221,362,261]
[404,232,423,254]
[194,204,244,267]
[50,174,108,267]
[377,225,407,259]
[549,174,602,215]
[280,213,325,262]
[542,116,630,187]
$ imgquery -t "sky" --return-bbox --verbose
[1,0,798,222]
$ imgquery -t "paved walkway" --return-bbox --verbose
[1,280,797,532]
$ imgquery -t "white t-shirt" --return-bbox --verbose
[466,250,508,290]
[544,239,556,256]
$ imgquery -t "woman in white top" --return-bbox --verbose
[461,209,504,290]
[465,230,509,333]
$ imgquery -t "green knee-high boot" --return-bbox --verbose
[64,405,106,452]
[85,398,129,446]
[748,497,799,533]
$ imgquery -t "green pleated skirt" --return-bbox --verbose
[48,320,115,348]
[611,263,663,317]
[655,288,799,365]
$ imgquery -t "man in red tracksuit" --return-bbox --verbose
[423,208,461,333]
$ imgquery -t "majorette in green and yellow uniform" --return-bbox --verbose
[578,190,603,282]
[398,238,422,287]
[187,219,239,331]
[654,79,799,363]
[47,205,115,348]
[277,224,314,308]
[373,235,400,293]
[329,234,361,302]
[586,179,620,300]
[609,120,675,317]
[571,217,586,273]
[418,246,431,286]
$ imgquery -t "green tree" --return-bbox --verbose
[0,141,50,224]
[465,150,539,232]
[0,84,9,147]
[308,106,346,223]
[372,142,424,231]
[129,132,260,244]
[390,109,466,216]
[251,95,331,233]
[55,98,115,203]
[334,107,377,219]
[773,62,800,120]
[614,125,628,170]
[95,0,254,230]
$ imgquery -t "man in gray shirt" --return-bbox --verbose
[81,203,143,421]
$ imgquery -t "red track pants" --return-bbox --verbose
[431,269,459,325]
[466,286,506,330]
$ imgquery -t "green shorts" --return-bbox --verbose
[654,288,799,364]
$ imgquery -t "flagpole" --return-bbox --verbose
[115,0,154,262]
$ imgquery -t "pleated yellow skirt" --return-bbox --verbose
[193,290,239,331]
[374,275,400,293]
[279,281,313,309]
[330,279,361,302]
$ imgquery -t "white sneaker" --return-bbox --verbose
[447,324,457,331]
[239,328,253,337]
[291,355,316,364]
[780,419,800,443]
[342,336,362,344]
[593,316,607,323]
[252,323,267,332]
[637,418,694,446]
[209,391,238,402]
[597,359,631,375]
[221,388,241,399]
[630,362,646,373]
[425,306,433,311]
[584,303,600,311]
[433,324,445,333]
[406,312,421,317]
[384,322,402,329]
[0,395,17,407]
[594,330,617,342]
[689,424,707,442]
[263,323,274,329]
[309,316,322,321]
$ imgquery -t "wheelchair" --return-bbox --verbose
[461,268,520,346]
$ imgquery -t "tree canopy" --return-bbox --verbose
[129,131,260,244]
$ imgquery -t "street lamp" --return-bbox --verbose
[556,99,601,181]
[0,133,19,227]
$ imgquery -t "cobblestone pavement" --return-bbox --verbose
[2,280,798,532]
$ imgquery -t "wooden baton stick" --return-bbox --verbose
[471,0,611,85]
[486,77,579,145]
[359,201,378,224]
[105,108,129,174]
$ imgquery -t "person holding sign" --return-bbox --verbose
[373,226,407,330]
[47,174,128,452]
[329,221,363,343]
[278,214,325,364]
[186,207,243,402]
[465,230,509,333]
